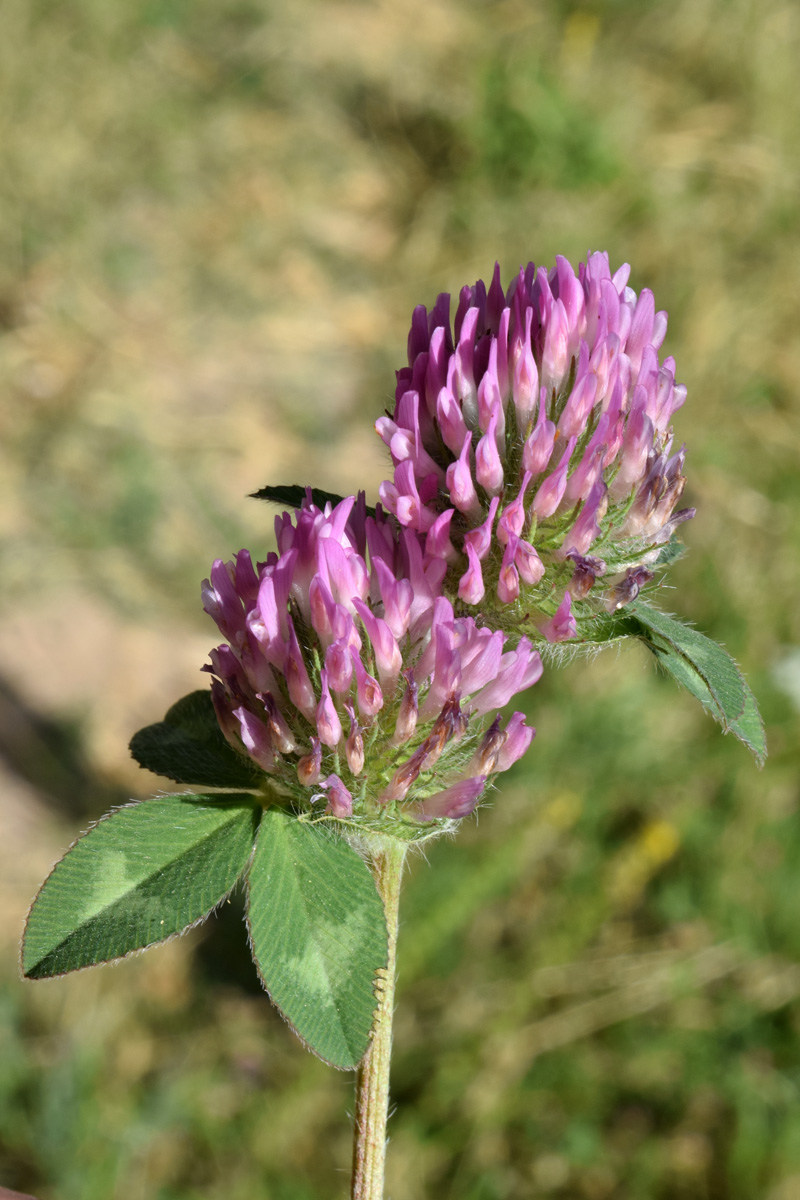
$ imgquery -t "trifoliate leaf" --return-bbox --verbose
[246,812,388,1070]
[23,795,260,978]
[130,690,262,789]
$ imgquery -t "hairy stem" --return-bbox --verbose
[351,837,407,1200]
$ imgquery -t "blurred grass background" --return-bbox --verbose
[1,0,799,1196]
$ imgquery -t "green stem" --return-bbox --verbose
[351,837,407,1200]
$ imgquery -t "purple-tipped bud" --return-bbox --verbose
[202,559,247,646]
[469,638,543,713]
[515,539,545,586]
[353,600,402,688]
[532,437,577,520]
[393,674,419,744]
[316,670,343,748]
[498,538,521,603]
[542,298,570,392]
[344,705,365,775]
[259,692,296,754]
[605,566,654,612]
[475,405,505,496]
[540,592,577,643]
[566,551,606,599]
[297,736,322,786]
[321,774,353,819]
[523,404,557,475]
[437,380,469,456]
[210,678,243,747]
[416,776,487,820]
[325,638,354,694]
[426,325,449,412]
[373,557,414,637]
[425,509,458,564]
[497,472,532,545]
[382,748,425,803]
[351,649,384,718]
[512,307,538,432]
[285,619,317,721]
[495,712,535,772]
[477,340,505,443]
[459,542,486,604]
[454,307,480,426]
[446,433,483,520]
[561,480,607,557]
[233,707,276,773]
[464,496,499,560]
[472,714,507,774]
[557,370,597,439]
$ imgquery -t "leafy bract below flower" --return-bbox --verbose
[202,491,541,835]
[377,252,695,644]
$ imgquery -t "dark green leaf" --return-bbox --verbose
[630,602,766,765]
[249,484,376,518]
[23,795,260,978]
[130,689,262,788]
[246,812,388,1070]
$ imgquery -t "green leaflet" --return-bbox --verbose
[630,602,766,765]
[22,795,260,978]
[130,690,262,789]
[249,483,376,518]
[246,812,388,1070]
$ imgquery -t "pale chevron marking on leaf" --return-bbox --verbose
[246,811,388,1070]
[23,796,260,978]
[77,849,135,925]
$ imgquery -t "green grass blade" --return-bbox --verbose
[246,812,388,1070]
[129,689,262,788]
[22,795,261,978]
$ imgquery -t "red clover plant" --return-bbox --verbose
[22,253,765,1200]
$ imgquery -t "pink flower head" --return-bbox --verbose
[377,254,693,642]
[205,491,540,829]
